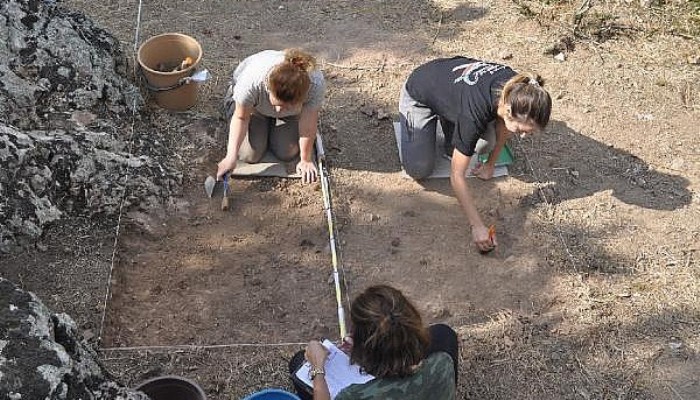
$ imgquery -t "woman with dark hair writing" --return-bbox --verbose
[216,49,325,184]
[291,285,458,400]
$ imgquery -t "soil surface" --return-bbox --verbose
[2,0,698,399]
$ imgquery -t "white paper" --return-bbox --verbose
[295,340,375,399]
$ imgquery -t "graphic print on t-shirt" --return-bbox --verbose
[452,61,508,85]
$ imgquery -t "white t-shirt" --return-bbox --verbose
[231,50,325,118]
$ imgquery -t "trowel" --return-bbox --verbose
[204,172,230,211]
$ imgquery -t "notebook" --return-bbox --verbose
[295,340,375,399]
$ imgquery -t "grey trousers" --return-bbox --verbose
[398,84,496,180]
[223,85,300,163]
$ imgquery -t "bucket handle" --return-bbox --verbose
[137,65,195,92]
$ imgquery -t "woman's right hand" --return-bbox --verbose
[472,224,496,253]
[305,340,329,369]
[472,161,495,181]
[217,156,237,181]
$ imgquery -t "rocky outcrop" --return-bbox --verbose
[0,0,141,128]
[0,0,183,252]
[0,278,149,399]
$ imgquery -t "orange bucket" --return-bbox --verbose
[137,33,202,111]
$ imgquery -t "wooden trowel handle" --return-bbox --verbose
[221,195,230,211]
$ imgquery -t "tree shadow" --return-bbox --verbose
[418,119,692,212]
[514,120,692,211]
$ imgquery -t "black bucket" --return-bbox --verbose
[134,375,206,400]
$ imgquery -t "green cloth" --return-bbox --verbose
[478,144,514,166]
[335,352,455,400]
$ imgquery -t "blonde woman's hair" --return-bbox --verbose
[499,72,552,128]
[267,49,317,104]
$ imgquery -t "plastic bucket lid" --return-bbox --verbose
[134,375,207,400]
[137,33,202,111]
[241,388,301,400]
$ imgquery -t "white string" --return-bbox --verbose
[97,0,143,346]
[101,342,308,353]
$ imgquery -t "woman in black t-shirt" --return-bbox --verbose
[399,57,552,253]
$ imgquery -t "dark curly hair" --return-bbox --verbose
[349,285,429,378]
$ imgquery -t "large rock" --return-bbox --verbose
[0,0,142,128]
[0,0,183,253]
[0,123,182,252]
[0,278,149,399]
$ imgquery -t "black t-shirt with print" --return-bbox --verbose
[405,57,516,156]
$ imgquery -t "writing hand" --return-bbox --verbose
[305,340,329,369]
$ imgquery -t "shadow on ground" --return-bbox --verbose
[515,120,691,211]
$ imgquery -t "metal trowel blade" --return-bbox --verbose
[204,175,217,198]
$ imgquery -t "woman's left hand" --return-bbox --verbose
[472,162,495,180]
[296,160,318,184]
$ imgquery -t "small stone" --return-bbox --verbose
[500,51,513,60]
[70,111,97,126]
[376,108,390,120]
[554,52,566,62]
[359,105,374,117]
[83,329,95,341]
[670,158,684,170]
[57,66,72,78]
[391,237,401,247]
[687,55,700,65]
[569,169,580,178]
[668,341,683,351]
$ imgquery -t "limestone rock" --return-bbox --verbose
[0,0,143,129]
[0,0,182,253]
[0,278,150,400]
